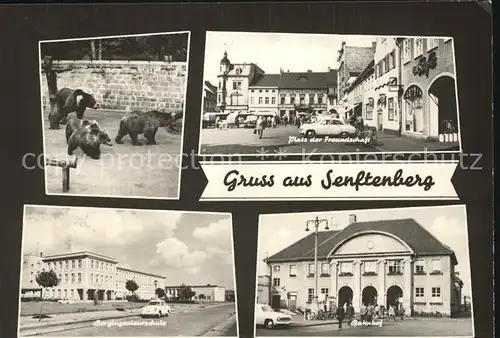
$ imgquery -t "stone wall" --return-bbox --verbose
[40,60,187,112]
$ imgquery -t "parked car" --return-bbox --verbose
[255,304,292,329]
[298,117,356,138]
[244,115,258,128]
[57,299,75,304]
[140,300,171,318]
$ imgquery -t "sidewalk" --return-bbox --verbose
[374,131,459,152]
[290,314,418,328]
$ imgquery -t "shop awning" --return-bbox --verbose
[253,111,277,116]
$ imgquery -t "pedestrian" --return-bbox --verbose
[255,116,265,139]
[388,305,396,321]
[346,303,355,325]
[215,116,221,130]
[399,303,405,320]
[336,303,345,331]
[360,303,367,322]
[366,303,374,322]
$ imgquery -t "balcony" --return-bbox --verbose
[307,273,315,278]
[362,271,378,277]
[320,273,331,278]
[339,272,353,277]
[387,271,403,276]
[429,270,443,276]
[414,270,427,276]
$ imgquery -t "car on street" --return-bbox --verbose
[244,115,258,128]
[255,304,292,329]
[299,117,356,138]
[140,300,171,318]
[57,299,75,304]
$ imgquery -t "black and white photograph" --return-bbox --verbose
[254,205,473,337]
[199,31,461,156]
[39,32,190,199]
[18,205,238,337]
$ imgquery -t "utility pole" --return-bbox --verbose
[305,216,329,310]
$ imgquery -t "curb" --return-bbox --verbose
[19,312,140,333]
[200,314,237,336]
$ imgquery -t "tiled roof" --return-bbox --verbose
[278,70,338,89]
[204,81,217,92]
[250,74,280,87]
[266,218,456,264]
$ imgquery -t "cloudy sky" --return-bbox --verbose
[22,206,235,289]
[258,205,471,297]
[203,32,375,86]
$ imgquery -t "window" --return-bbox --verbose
[363,261,377,273]
[90,273,94,284]
[329,97,335,105]
[71,273,75,283]
[70,289,74,298]
[431,259,441,272]
[431,287,441,299]
[402,39,411,63]
[307,288,315,302]
[388,260,402,274]
[78,260,82,268]
[389,50,395,69]
[414,38,424,58]
[388,98,395,120]
[265,97,269,104]
[273,265,280,272]
[58,273,62,281]
[258,97,263,104]
[321,263,330,275]
[427,38,439,51]
[340,262,352,274]
[232,81,242,90]
[289,265,297,277]
[320,288,329,301]
[290,96,295,104]
[300,96,305,105]
[272,278,280,287]
[366,98,374,120]
[415,260,425,273]
[271,97,276,105]
[250,97,254,105]
[280,96,285,105]
[77,273,82,283]
[235,68,241,75]
[64,273,68,283]
[65,261,69,269]
[59,262,63,269]
[383,56,389,74]
[318,96,323,104]
[415,287,424,298]
[308,263,315,276]
[91,260,94,268]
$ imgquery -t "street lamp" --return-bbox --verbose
[305,216,329,310]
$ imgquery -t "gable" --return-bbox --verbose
[333,233,411,256]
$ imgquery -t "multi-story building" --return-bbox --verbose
[326,67,339,115]
[336,42,376,108]
[277,70,336,119]
[398,37,458,142]
[343,60,374,123]
[20,253,45,297]
[373,37,401,133]
[165,284,226,302]
[256,275,271,305]
[217,51,264,114]
[264,214,464,316]
[115,267,166,300]
[248,74,280,116]
[203,81,218,113]
[20,251,165,301]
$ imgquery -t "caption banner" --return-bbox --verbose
[200,161,458,201]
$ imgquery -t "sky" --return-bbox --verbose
[257,205,472,297]
[22,206,235,289]
[203,32,376,86]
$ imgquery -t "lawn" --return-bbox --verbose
[42,109,183,198]
[20,301,144,316]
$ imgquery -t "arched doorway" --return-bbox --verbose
[338,286,353,307]
[403,85,425,134]
[428,75,458,135]
[362,286,378,306]
[386,285,403,309]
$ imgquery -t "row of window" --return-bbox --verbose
[272,259,442,278]
[250,96,276,105]
[250,89,277,93]
[402,38,451,64]
[45,259,114,272]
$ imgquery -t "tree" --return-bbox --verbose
[126,279,139,296]
[155,288,165,299]
[36,270,59,321]
[178,284,196,301]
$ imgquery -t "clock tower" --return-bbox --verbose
[217,51,231,112]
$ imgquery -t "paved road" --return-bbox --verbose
[256,317,474,336]
[45,303,236,337]
[199,126,376,156]
[43,109,182,198]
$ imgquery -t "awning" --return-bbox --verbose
[253,111,277,116]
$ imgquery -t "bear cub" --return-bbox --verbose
[67,118,112,160]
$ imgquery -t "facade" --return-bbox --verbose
[203,81,218,113]
[373,37,400,133]
[399,37,458,141]
[20,253,45,297]
[248,74,280,116]
[336,43,376,114]
[115,267,166,300]
[278,70,337,119]
[264,215,463,316]
[20,251,165,301]
[217,51,264,114]
[256,275,270,305]
[343,60,374,123]
[165,284,226,302]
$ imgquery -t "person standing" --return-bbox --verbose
[366,303,374,322]
[336,303,345,331]
[399,303,405,320]
[360,303,367,322]
[346,303,355,325]
[255,116,265,139]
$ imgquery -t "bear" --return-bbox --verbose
[65,118,100,143]
[48,88,98,130]
[67,126,113,160]
[114,110,177,146]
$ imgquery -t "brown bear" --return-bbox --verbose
[114,110,177,146]
[65,118,100,143]
[48,88,98,130]
[68,126,113,160]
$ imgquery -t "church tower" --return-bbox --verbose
[217,51,231,111]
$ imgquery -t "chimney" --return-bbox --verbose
[372,41,377,50]
[40,252,43,257]
[328,67,331,72]
[307,69,312,72]
[349,214,357,224]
